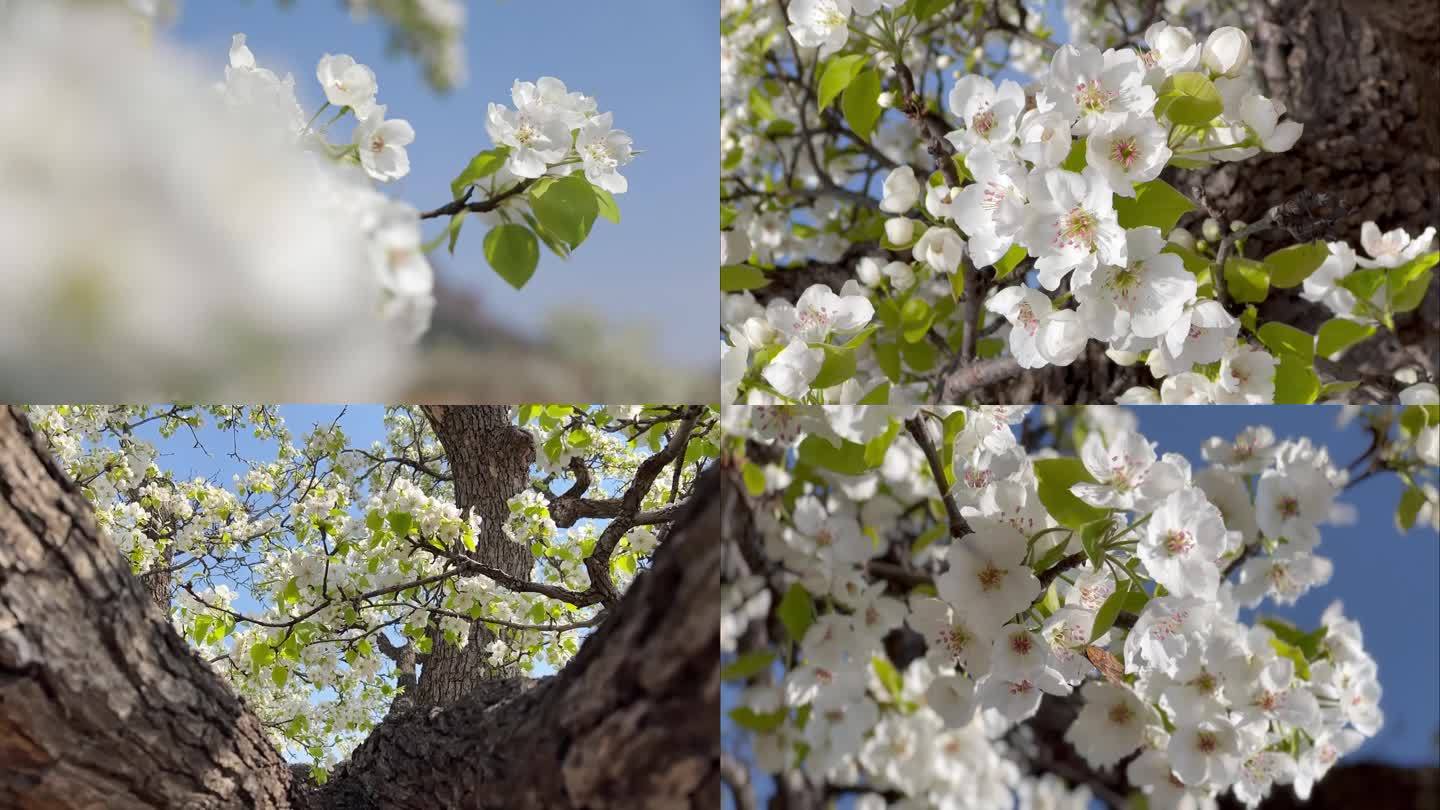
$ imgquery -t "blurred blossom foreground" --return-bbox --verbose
[0,5,411,399]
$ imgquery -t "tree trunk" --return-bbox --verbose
[0,407,298,809]
[410,405,536,708]
[0,406,720,810]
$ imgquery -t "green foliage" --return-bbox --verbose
[777,583,815,643]
[1112,180,1195,233]
[721,264,769,292]
[1224,257,1270,303]
[1156,72,1222,125]
[818,54,869,110]
[722,651,777,680]
[841,69,883,141]
[483,224,540,289]
[450,146,512,199]
[1316,318,1375,359]
[529,174,600,251]
[1273,354,1320,404]
[1263,242,1329,289]
[1033,458,1109,530]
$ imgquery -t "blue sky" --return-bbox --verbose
[722,406,1439,809]
[168,1,715,365]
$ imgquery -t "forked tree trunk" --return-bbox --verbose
[410,405,536,708]
[0,406,719,810]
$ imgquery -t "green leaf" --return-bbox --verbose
[841,69,883,141]
[388,511,414,537]
[1388,252,1437,313]
[1061,138,1087,172]
[1113,180,1195,233]
[1256,322,1314,363]
[1273,353,1320,404]
[992,245,1028,280]
[777,583,815,643]
[1033,458,1109,530]
[748,86,776,121]
[1156,72,1222,125]
[529,174,599,250]
[1339,267,1386,301]
[871,656,903,700]
[1316,318,1375,359]
[282,577,301,606]
[818,54,869,110]
[741,462,768,497]
[271,664,290,688]
[874,340,902,382]
[250,642,275,670]
[450,146,511,199]
[728,706,786,733]
[1263,241,1329,288]
[797,435,870,475]
[721,264,769,292]
[858,382,891,405]
[1092,583,1129,642]
[1224,257,1270,304]
[913,523,947,554]
[900,297,934,343]
[1269,637,1310,680]
[1080,518,1111,569]
[593,186,621,224]
[1397,486,1427,532]
[444,209,468,254]
[483,224,540,289]
[722,651,777,680]
[365,510,384,533]
[809,343,858,389]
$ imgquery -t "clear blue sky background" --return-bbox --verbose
[723,406,1439,809]
[168,1,715,364]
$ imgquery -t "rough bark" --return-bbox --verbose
[0,406,298,809]
[0,406,720,810]
[411,405,536,708]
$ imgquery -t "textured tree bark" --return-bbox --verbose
[0,406,299,810]
[411,405,536,708]
[0,406,720,810]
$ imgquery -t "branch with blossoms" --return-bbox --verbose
[720,1,1437,405]
[720,403,1430,810]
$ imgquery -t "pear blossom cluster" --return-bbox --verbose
[484,78,635,194]
[1300,223,1438,322]
[722,405,1389,808]
[218,32,437,342]
[720,2,1354,405]
[30,404,704,776]
[0,5,416,398]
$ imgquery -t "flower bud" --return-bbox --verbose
[883,261,915,291]
[1167,227,1196,250]
[885,216,916,245]
[856,256,884,286]
[1202,217,1223,243]
[877,91,895,108]
[1202,27,1251,78]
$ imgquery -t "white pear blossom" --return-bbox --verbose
[354,106,415,182]
[1084,112,1172,195]
[935,518,1040,631]
[576,112,634,194]
[1139,487,1227,598]
[985,286,1087,369]
[1075,226,1196,341]
[762,340,824,399]
[766,284,875,342]
[913,226,967,275]
[786,0,851,58]
[1022,167,1127,290]
[945,75,1025,154]
[880,165,921,214]
[1064,682,1150,767]
[1042,44,1156,135]
[316,53,378,115]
